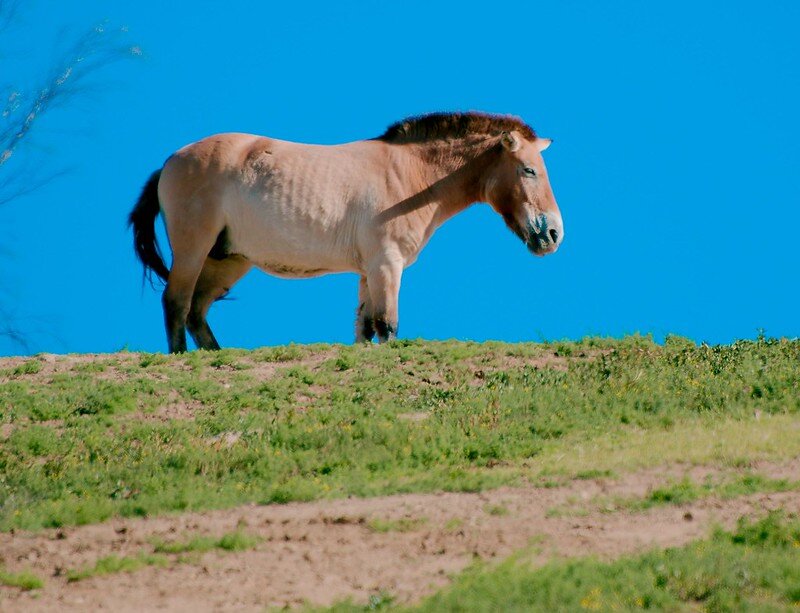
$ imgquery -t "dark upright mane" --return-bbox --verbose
[375,111,537,144]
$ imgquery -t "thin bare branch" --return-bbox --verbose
[0,21,140,171]
[0,165,71,206]
[0,8,141,350]
[0,322,31,353]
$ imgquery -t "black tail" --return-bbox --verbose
[128,170,170,285]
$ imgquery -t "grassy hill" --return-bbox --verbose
[0,336,800,611]
[2,336,798,532]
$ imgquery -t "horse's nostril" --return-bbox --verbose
[548,228,559,243]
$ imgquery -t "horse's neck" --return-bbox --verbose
[409,138,496,227]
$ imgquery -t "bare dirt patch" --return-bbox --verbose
[2,461,799,612]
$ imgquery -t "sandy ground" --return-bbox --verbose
[2,461,799,612]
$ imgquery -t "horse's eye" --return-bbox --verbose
[523,166,537,177]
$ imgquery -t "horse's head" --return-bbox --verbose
[484,131,563,256]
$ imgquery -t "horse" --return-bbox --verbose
[129,111,564,353]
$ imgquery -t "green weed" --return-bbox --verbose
[443,518,463,532]
[367,517,427,533]
[484,504,509,516]
[152,530,261,554]
[631,473,798,512]
[0,567,44,590]
[66,553,169,582]
[12,360,41,376]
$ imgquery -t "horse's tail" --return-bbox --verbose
[128,169,170,285]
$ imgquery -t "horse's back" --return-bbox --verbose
[158,132,387,276]
[162,132,384,195]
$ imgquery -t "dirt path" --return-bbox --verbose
[2,462,799,612]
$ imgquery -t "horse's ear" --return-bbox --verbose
[500,131,521,152]
[536,137,553,152]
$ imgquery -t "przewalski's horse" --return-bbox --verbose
[129,112,564,353]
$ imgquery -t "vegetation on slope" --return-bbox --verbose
[313,514,800,613]
[329,513,800,612]
[1,336,798,531]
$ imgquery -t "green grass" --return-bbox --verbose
[2,337,799,531]
[64,530,261,582]
[484,504,509,516]
[151,530,260,554]
[636,473,799,509]
[367,517,427,533]
[0,567,44,590]
[443,518,464,532]
[325,513,800,612]
[9,359,42,376]
[66,552,170,582]
[546,472,800,517]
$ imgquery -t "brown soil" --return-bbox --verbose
[2,462,798,612]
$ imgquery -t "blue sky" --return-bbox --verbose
[1,1,798,355]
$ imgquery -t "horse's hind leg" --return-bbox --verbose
[187,255,251,350]
[355,276,376,343]
[162,218,222,353]
[163,242,215,353]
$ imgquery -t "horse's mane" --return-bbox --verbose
[376,111,536,144]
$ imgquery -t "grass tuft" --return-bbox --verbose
[484,504,509,516]
[151,530,260,554]
[0,568,44,590]
[66,553,169,582]
[367,517,427,533]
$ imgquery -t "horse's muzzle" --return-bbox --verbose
[526,213,563,256]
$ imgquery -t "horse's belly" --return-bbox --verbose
[253,259,339,279]
[238,232,353,278]
[225,204,356,279]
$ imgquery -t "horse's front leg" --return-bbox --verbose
[366,258,402,343]
[355,275,376,343]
